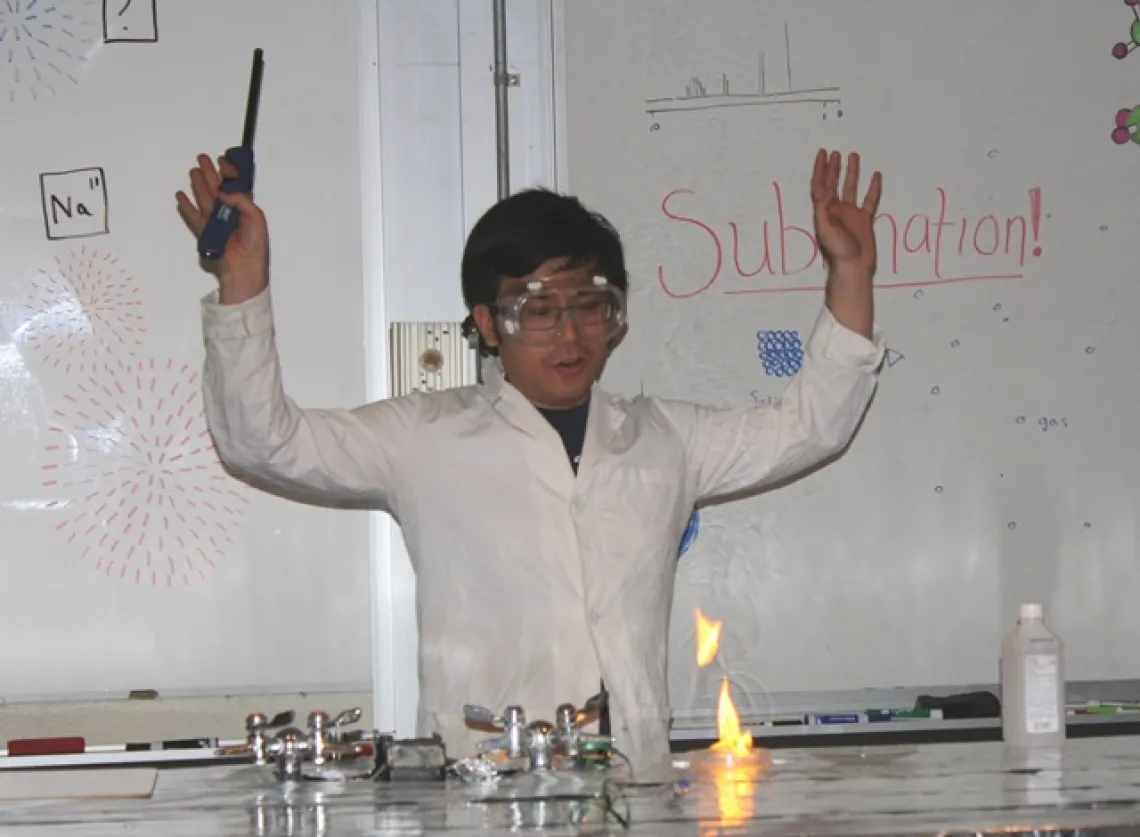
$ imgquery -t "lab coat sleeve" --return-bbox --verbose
[676,306,885,502]
[200,287,419,510]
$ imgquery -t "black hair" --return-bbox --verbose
[460,187,628,357]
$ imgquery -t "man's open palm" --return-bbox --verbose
[811,149,883,274]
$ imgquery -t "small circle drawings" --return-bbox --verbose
[756,330,804,378]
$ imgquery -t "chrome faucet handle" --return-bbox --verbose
[556,703,578,728]
[553,703,580,757]
[306,711,333,765]
[463,703,505,729]
[247,710,295,731]
[267,710,296,727]
[307,707,365,764]
[246,710,295,765]
[525,720,555,771]
[264,726,310,780]
[329,706,363,739]
[575,691,607,728]
[553,692,611,758]
[468,704,527,758]
[553,704,586,757]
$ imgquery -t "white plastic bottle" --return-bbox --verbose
[1000,602,1066,747]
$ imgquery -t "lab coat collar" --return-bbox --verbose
[479,363,627,479]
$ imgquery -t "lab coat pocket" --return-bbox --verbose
[592,466,681,577]
[602,466,677,514]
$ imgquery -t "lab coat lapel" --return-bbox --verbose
[481,364,577,497]
[574,388,625,486]
[480,364,549,440]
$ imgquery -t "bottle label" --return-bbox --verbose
[1024,653,1060,734]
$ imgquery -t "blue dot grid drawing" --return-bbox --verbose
[678,509,700,560]
[756,329,804,377]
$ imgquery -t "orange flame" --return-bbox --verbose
[695,608,721,668]
[710,676,754,756]
[695,608,753,755]
[711,759,757,825]
[694,609,763,826]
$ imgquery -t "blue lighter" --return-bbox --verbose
[197,48,264,261]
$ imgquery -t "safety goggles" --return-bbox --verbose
[494,276,626,345]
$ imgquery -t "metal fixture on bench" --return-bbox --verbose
[244,707,374,781]
[461,691,613,774]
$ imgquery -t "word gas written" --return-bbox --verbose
[655,184,1044,299]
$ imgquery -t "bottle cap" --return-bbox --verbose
[1019,602,1044,619]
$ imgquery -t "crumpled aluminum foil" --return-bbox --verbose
[449,755,503,785]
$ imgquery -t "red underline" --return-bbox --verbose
[720,273,1024,295]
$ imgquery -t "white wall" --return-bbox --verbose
[553,0,1140,716]
[372,0,557,738]
[0,0,558,744]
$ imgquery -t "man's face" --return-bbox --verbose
[473,258,622,409]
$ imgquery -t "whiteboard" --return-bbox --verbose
[558,0,1140,717]
[0,0,374,698]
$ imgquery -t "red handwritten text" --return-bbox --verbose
[656,184,1043,299]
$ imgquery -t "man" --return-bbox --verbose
[175,148,884,780]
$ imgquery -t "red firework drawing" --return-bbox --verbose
[40,358,249,587]
[21,247,145,373]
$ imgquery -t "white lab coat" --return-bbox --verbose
[200,288,884,781]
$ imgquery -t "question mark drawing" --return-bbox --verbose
[102,0,157,43]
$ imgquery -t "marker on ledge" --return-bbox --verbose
[1068,705,1140,715]
[197,48,265,261]
[807,713,891,725]
[124,738,220,752]
[6,737,86,756]
[865,708,945,721]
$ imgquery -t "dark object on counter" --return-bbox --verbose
[370,733,449,781]
[598,680,610,737]
[915,691,1001,719]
